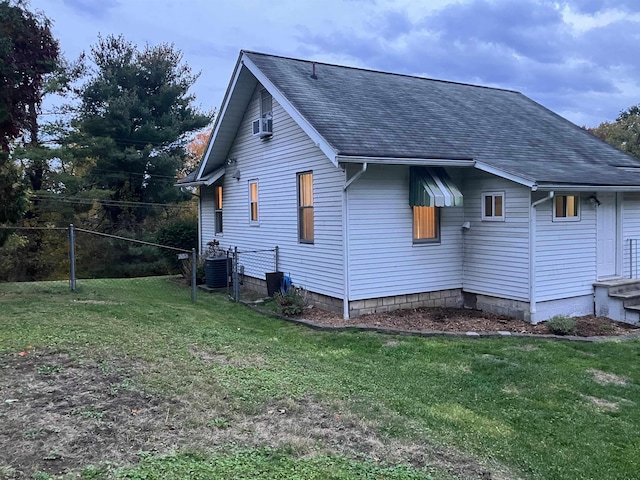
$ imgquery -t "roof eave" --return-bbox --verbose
[197,53,247,180]
[536,184,640,192]
[336,155,474,167]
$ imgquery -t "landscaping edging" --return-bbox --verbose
[241,300,640,343]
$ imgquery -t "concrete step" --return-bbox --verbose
[609,289,640,301]
[601,279,640,295]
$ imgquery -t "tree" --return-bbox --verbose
[66,35,213,231]
[0,0,59,223]
[589,105,640,159]
[184,127,212,176]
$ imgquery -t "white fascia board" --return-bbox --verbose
[241,54,339,167]
[174,180,204,187]
[474,162,537,189]
[536,184,640,192]
[337,155,474,167]
[203,167,225,186]
[196,54,245,180]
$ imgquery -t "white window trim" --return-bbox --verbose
[214,185,223,235]
[553,193,581,222]
[482,191,505,222]
[297,171,314,244]
[248,179,259,226]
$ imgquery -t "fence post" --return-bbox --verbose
[275,245,279,272]
[69,224,76,291]
[192,248,197,303]
[233,246,239,302]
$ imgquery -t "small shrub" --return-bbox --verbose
[546,315,577,335]
[275,288,305,317]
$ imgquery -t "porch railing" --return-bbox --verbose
[630,238,640,279]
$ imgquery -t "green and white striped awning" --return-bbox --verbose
[409,167,463,207]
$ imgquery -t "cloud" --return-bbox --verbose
[564,0,640,14]
[296,0,640,126]
[424,0,570,64]
[62,0,120,18]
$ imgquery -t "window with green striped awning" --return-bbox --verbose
[409,167,463,207]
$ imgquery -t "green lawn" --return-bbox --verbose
[1,278,639,479]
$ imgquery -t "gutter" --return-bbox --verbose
[341,163,368,319]
[337,155,474,167]
[529,191,554,322]
[537,185,640,192]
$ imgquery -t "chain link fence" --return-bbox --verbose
[204,247,279,302]
[0,225,196,302]
[0,225,282,305]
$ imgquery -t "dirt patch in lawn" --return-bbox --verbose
[300,306,640,338]
[587,369,629,386]
[0,350,512,479]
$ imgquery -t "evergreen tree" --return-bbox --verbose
[67,35,212,231]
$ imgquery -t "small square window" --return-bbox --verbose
[482,192,505,221]
[553,194,580,221]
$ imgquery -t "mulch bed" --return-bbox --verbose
[299,306,640,338]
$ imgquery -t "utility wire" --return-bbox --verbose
[31,194,195,209]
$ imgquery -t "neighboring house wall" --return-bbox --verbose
[209,84,345,299]
[623,192,640,277]
[346,164,464,301]
[461,172,531,301]
[534,194,596,302]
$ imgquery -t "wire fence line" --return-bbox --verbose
[223,247,279,302]
[0,225,197,302]
[1,224,283,305]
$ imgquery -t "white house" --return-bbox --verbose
[178,50,640,324]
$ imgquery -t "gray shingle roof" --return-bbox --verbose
[245,51,640,187]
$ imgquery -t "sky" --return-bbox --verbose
[30,0,640,128]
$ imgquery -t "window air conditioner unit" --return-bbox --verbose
[252,118,273,138]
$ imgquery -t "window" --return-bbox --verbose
[553,194,580,221]
[253,91,273,137]
[249,180,259,224]
[214,185,223,234]
[261,90,272,122]
[482,192,505,221]
[298,172,314,243]
[413,206,440,242]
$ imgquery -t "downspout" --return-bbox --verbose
[198,186,203,254]
[342,163,368,319]
[529,190,554,323]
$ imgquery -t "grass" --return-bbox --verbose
[1,278,640,479]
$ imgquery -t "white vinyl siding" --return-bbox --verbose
[208,84,344,298]
[347,165,463,300]
[623,192,640,277]
[199,187,216,253]
[462,172,530,301]
[535,193,596,301]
